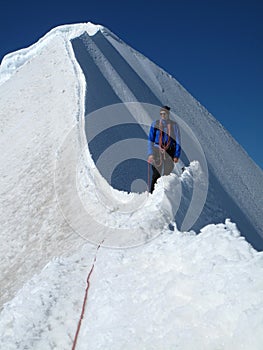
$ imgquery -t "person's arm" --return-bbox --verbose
[148,122,155,157]
[173,123,181,161]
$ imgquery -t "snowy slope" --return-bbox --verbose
[0,22,263,349]
[1,222,263,350]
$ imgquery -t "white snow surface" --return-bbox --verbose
[0,23,263,349]
[1,221,263,350]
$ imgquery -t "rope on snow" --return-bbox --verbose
[72,240,104,350]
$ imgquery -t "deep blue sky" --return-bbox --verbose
[1,0,262,169]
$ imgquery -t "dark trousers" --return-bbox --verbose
[150,148,174,193]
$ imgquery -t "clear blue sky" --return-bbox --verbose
[1,0,262,169]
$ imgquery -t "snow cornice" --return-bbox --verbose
[0,22,104,85]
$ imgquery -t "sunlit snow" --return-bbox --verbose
[0,23,263,350]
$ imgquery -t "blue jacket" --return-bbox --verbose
[148,119,181,158]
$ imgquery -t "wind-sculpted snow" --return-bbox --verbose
[0,22,263,350]
[0,22,262,248]
[71,28,263,249]
[54,101,209,248]
[0,222,263,350]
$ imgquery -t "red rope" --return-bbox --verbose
[158,120,171,151]
[71,240,104,350]
[154,119,172,168]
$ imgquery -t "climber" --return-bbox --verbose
[147,106,181,193]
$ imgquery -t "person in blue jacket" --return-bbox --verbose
[148,106,181,193]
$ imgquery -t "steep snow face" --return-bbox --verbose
[70,27,263,249]
[0,28,90,306]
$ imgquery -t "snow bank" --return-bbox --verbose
[0,221,262,350]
